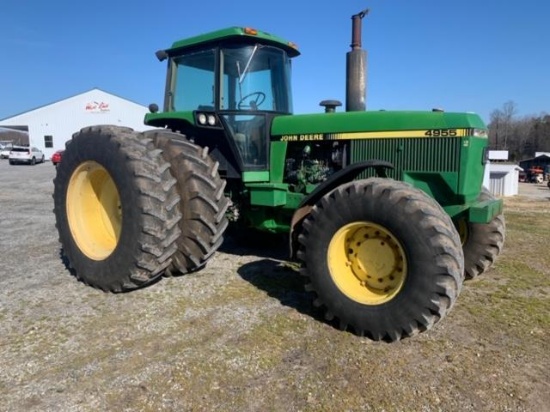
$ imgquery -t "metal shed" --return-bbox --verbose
[487,164,523,197]
[519,154,550,174]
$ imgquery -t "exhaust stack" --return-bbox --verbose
[346,8,369,112]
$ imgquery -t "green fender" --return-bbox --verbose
[289,160,394,259]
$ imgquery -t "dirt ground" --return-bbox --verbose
[0,160,548,412]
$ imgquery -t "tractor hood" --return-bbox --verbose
[270,110,487,140]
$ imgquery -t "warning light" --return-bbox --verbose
[244,27,258,35]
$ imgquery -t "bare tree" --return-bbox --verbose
[488,104,549,160]
[533,114,550,153]
[501,100,517,150]
[511,117,535,160]
[488,109,504,149]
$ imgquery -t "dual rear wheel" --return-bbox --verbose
[53,126,228,291]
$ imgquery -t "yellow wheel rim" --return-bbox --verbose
[457,217,469,246]
[327,222,407,305]
[66,161,122,260]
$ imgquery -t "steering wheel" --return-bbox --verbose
[238,91,266,110]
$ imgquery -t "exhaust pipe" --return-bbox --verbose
[346,8,369,112]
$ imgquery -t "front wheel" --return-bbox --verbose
[297,178,464,341]
[460,188,506,279]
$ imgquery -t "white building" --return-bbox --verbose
[0,88,153,158]
[487,164,523,197]
[483,151,522,197]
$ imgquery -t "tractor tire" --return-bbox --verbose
[461,188,506,279]
[53,126,182,292]
[147,130,229,274]
[297,178,464,342]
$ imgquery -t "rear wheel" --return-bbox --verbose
[53,126,182,291]
[147,130,229,274]
[460,188,506,279]
[297,178,464,341]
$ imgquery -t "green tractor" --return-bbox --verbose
[53,11,505,341]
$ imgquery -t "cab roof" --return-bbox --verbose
[166,26,300,58]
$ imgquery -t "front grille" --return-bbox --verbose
[350,137,462,179]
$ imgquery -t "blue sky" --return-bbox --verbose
[0,0,548,123]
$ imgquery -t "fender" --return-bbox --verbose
[289,160,394,259]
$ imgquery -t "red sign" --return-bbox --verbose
[85,101,110,112]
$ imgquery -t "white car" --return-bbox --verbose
[9,146,45,165]
[0,144,12,159]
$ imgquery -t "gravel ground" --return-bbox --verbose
[0,160,548,412]
[517,181,550,199]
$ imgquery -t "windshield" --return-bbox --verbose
[169,44,293,113]
[221,44,292,113]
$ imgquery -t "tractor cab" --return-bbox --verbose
[146,27,300,174]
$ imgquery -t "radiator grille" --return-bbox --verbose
[350,137,462,179]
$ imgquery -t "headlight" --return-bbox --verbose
[207,115,216,126]
[197,113,207,125]
[473,128,488,138]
